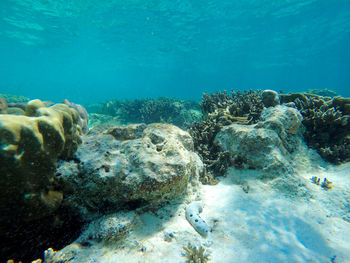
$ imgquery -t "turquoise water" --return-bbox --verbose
[0,0,350,103]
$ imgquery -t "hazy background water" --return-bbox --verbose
[0,0,349,104]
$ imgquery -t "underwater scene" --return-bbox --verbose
[1,0,350,262]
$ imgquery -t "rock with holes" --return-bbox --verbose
[56,123,203,220]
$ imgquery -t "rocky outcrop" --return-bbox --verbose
[56,123,203,220]
[216,105,303,178]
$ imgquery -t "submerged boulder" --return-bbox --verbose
[216,105,303,178]
[56,123,203,220]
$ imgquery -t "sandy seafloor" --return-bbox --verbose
[66,149,350,263]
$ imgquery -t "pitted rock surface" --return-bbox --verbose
[56,123,203,219]
[216,105,303,177]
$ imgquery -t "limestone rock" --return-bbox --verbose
[56,123,203,219]
[216,105,303,177]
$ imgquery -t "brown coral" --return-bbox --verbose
[280,93,350,164]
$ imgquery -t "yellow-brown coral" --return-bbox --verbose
[182,243,210,263]
[0,99,83,227]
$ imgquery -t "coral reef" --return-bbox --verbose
[55,123,203,220]
[200,90,263,121]
[189,90,264,178]
[0,94,30,103]
[182,243,210,263]
[63,99,89,134]
[306,89,338,98]
[280,93,350,164]
[0,99,86,261]
[85,97,201,129]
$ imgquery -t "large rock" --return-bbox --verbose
[216,105,303,178]
[56,123,203,219]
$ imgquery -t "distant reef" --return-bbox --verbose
[84,97,202,130]
[0,93,30,103]
[306,88,338,98]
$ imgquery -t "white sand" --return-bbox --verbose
[80,161,350,263]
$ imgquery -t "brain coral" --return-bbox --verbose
[0,99,83,230]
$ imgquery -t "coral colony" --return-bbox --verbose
[1,89,349,262]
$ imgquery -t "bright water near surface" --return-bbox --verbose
[0,0,350,103]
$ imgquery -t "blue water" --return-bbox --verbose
[0,0,349,103]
